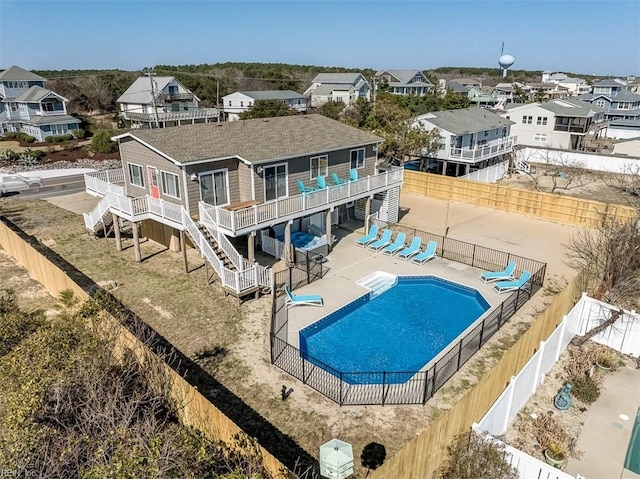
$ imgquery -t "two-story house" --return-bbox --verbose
[412,108,516,182]
[578,79,640,139]
[375,70,434,96]
[494,82,532,104]
[502,99,607,150]
[467,86,499,107]
[541,71,591,96]
[222,90,306,121]
[0,66,81,141]
[82,114,402,300]
[304,73,371,107]
[117,75,219,129]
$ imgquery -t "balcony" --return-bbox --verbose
[448,136,516,163]
[203,168,404,237]
[121,108,219,123]
[158,92,194,103]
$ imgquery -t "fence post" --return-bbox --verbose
[382,372,386,406]
[288,266,292,288]
[422,371,429,405]
[532,344,545,391]
[472,244,477,268]
[500,379,516,436]
[479,318,487,346]
[456,340,464,369]
[339,372,343,406]
[302,355,306,384]
[555,317,568,362]
[497,302,504,328]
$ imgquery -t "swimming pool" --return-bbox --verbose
[625,408,640,474]
[299,276,490,384]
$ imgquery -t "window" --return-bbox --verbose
[533,132,547,142]
[506,115,510,120]
[228,100,232,106]
[9,103,17,112]
[595,100,606,108]
[536,116,548,125]
[128,163,144,187]
[49,124,67,135]
[350,148,365,169]
[522,115,533,124]
[617,102,630,110]
[310,155,328,179]
[484,131,489,137]
[240,101,244,107]
[199,170,228,206]
[161,171,180,198]
[42,102,55,112]
[264,164,287,201]
[171,103,180,112]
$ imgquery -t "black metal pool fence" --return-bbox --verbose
[269,224,547,406]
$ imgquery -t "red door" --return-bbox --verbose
[147,166,160,198]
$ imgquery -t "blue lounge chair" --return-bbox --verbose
[369,229,393,251]
[397,236,422,260]
[297,180,317,194]
[356,224,379,247]
[349,169,358,182]
[331,172,348,186]
[411,240,437,265]
[480,261,517,283]
[383,232,406,256]
[317,175,327,189]
[493,271,532,295]
[285,285,323,309]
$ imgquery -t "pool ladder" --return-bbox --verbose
[357,272,398,298]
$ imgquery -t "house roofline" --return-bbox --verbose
[112,132,182,166]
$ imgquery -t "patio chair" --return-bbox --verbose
[331,172,348,186]
[493,271,532,295]
[397,236,422,260]
[382,232,407,256]
[411,240,437,265]
[297,180,317,194]
[349,169,359,182]
[355,224,379,247]
[368,229,393,251]
[284,285,323,309]
[316,175,327,189]
[356,225,378,248]
[479,261,517,283]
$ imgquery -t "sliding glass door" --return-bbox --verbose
[200,169,229,206]
[264,163,287,201]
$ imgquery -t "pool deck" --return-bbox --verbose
[566,366,640,479]
[287,231,507,347]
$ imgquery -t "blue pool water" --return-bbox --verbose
[299,276,490,384]
[625,408,640,474]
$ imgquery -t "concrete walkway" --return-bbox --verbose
[566,366,640,479]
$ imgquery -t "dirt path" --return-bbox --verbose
[0,139,91,153]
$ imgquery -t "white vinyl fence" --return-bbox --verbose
[461,160,508,183]
[517,146,640,175]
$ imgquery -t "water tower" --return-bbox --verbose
[498,42,515,78]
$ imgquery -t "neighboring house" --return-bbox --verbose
[527,82,570,101]
[452,78,481,89]
[629,78,640,94]
[0,66,81,141]
[444,81,469,96]
[579,79,640,139]
[467,86,499,107]
[117,76,219,129]
[612,137,640,157]
[303,73,370,107]
[222,90,306,121]
[541,71,592,96]
[83,115,402,299]
[494,82,532,103]
[375,70,434,96]
[412,108,516,181]
[502,98,607,150]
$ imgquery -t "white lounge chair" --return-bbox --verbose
[285,285,324,308]
[383,232,407,256]
[493,271,532,294]
[411,240,437,265]
[369,229,393,251]
[397,236,422,260]
[480,261,517,283]
[356,224,379,247]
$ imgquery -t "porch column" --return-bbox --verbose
[364,196,372,232]
[284,220,292,263]
[170,228,181,253]
[442,161,448,176]
[112,213,122,251]
[180,230,189,273]
[132,221,142,262]
[247,231,255,263]
[326,209,333,253]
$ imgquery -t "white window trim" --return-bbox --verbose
[310,155,329,180]
[533,132,548,142]
[128,162,145,187]
[263,162,288,202]
[198,168,230,207]
[160,170,181,199]
[350,148,366,170]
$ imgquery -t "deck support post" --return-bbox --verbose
[284,220,292,264]
[364,196,372,232]
[132,221,142,262]
[180,230,188,273]
[170,227,181,253]
[326,208,333,253]
[112,213,122,251]
[247,231,255,263]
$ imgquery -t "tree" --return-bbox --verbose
[436,431,518,479]
[341,97,372,128]
[533,87,546,103]
[317,100,346,121]
[90,129,117,154]
[512,84,529,103]
[238,99,296,120]
[441,88,470,110]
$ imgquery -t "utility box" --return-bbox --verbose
[319,439,354,479]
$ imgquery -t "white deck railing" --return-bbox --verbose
[449,136,517,162]
[83,171,271,295]
[85,170,125,197]
[203,168,404,236]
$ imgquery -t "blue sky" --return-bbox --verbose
[1,0,639,76]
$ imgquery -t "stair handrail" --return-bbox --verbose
[199,202,248,271]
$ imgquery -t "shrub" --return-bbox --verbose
[2,132,21,140]
[72,128,86,139]
[570,375,600,403]
[0,149,18,161]
[61,133,74,141]
[90,129,117,154]
[17,132,36,143]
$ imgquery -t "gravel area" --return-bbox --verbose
[0,158,122,174]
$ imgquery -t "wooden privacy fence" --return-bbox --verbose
[403,170,637,227]
[369,269,588,479]
[0,219,288,478]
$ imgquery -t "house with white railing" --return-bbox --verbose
[412,108,516,183]
[0,66,81,141]
[117,75,219,129]
[83,114,401,300]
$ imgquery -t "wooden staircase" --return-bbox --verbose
[197,223,237,272]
